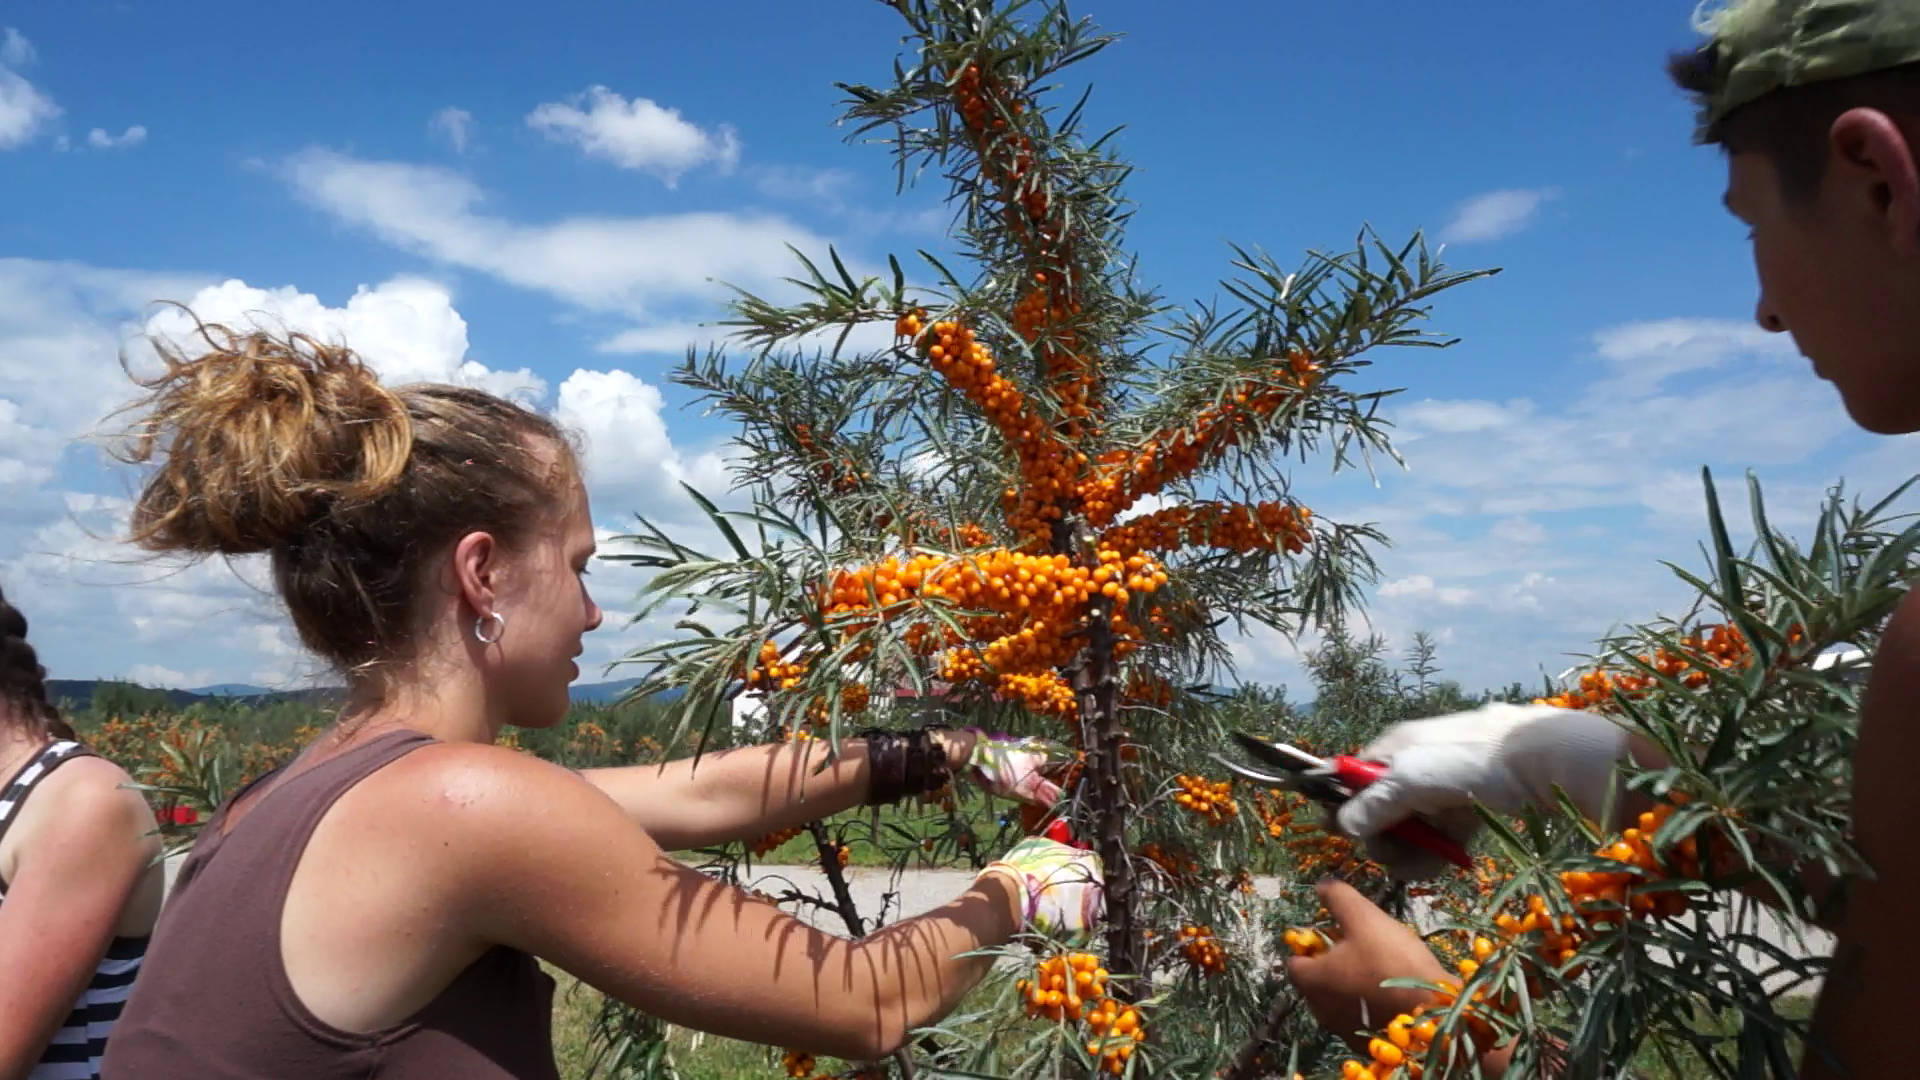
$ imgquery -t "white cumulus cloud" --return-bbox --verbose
[0,28,59,150]
[282,149,831,325]
[555,368,730,507]
[87,124,145,149]
[431,107,474,153]
[1438,188,1558,244]
[142,276,549,403]
[0,257,732,692]
[527,87,739,185]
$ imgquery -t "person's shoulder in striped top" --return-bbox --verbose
[0,587,166,1079]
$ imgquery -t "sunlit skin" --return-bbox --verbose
[0,722,163,1076]
[1288,105,1920,1078]
[1726,109,1920,434]
[226,456,1021,1062]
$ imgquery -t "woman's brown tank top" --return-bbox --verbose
[100,729,559,1080]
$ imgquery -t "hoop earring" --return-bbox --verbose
[474,611,507,645]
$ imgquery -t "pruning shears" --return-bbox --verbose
[1213,731,1473,870]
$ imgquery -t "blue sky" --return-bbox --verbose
[0,1,1905,699]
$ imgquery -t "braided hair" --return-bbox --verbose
[0,584,75,742]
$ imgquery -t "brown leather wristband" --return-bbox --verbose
[861,726,955,806]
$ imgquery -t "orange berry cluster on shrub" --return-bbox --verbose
[1079,348,1321,529]
[1282,927,1332,958]
[790,422,866,494]
[1100,500,1310,558]
[745,641,807,693]
[803,544,1163,720]
[1137,841,1205,886]
[1121,671,1173,708]
[1012,943,1152,1069]
[1536,623,1754,710]
[1172,774,1236,825]
[1333,802,1700,1078]
[781,1049,816,1079]
[1176,924,1226,975]
[751,826,802,856]
[1084,998,1146,1075]
[1016,951,1109,1023]
[1253,788,1384,883]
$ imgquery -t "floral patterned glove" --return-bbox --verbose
[979,836,1105,944]
[962,728,1065,807]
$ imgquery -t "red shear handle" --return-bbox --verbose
[1328,755,1474,870]
[1042,818,1091,851]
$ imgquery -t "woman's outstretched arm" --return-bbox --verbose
[578,731,978,850]
[438,745,1051,1061]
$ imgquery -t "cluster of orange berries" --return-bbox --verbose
[1172,774,1237,825]
[1176,924,1227,975]
[952,61,1020,138]
[1083,998,1146,1075]
[1121,671,1173,708]
[1079,349,1322,529]
[1251,789,1379,882]
[1281,927,1333,958]
[896,312,1071,542]
[1018,280,1102,442]
[1017,951,1109,1023]
[799,682,870,727]
[751,826,802,856]
[948,62,1067,257]
[1137,841,1205,886]
[745,642,807,693]
[1251,789,1298,841]
[1303,802,1701,1078]
[1018,953,1145,1076]
[790,422,866,494]
[950,60,1098,439]
[812,544,1163,719]
[1408,855,1509,903]
[1536,624,1755,710]
[827,842,851,870]
[1099,500,1312,558]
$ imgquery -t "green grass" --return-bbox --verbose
[550,967,783,1080]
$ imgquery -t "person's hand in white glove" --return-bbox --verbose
[1333,703,1649,880]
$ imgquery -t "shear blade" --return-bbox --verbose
[1230,730,1326,773]
[1209,753,1297,789]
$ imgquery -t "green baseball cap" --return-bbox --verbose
[1684,0,1920,137]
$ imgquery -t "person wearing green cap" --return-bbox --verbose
[1281,2,1920,1076]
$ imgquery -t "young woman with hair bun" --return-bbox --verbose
[101,318,1103,1079]
[0,586,165,1079]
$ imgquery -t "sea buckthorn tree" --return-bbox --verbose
[613,1,1488,1076]
[1281,471,1920,1080]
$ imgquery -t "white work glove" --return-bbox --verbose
[1333,703,1637,880]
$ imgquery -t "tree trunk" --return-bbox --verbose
[1220,995,1302,1080]
[1072,591,1140,994]
[808,821,923,1078]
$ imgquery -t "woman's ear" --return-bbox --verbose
[450,530,501,620]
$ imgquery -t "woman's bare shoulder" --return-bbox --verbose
[345,740,616,845]
[5,752,158,868]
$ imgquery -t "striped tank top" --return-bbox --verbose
[0,740,149,1079]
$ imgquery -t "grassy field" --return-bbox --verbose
[549,967,783,1079]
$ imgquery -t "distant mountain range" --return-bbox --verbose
[47,676,673,712]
